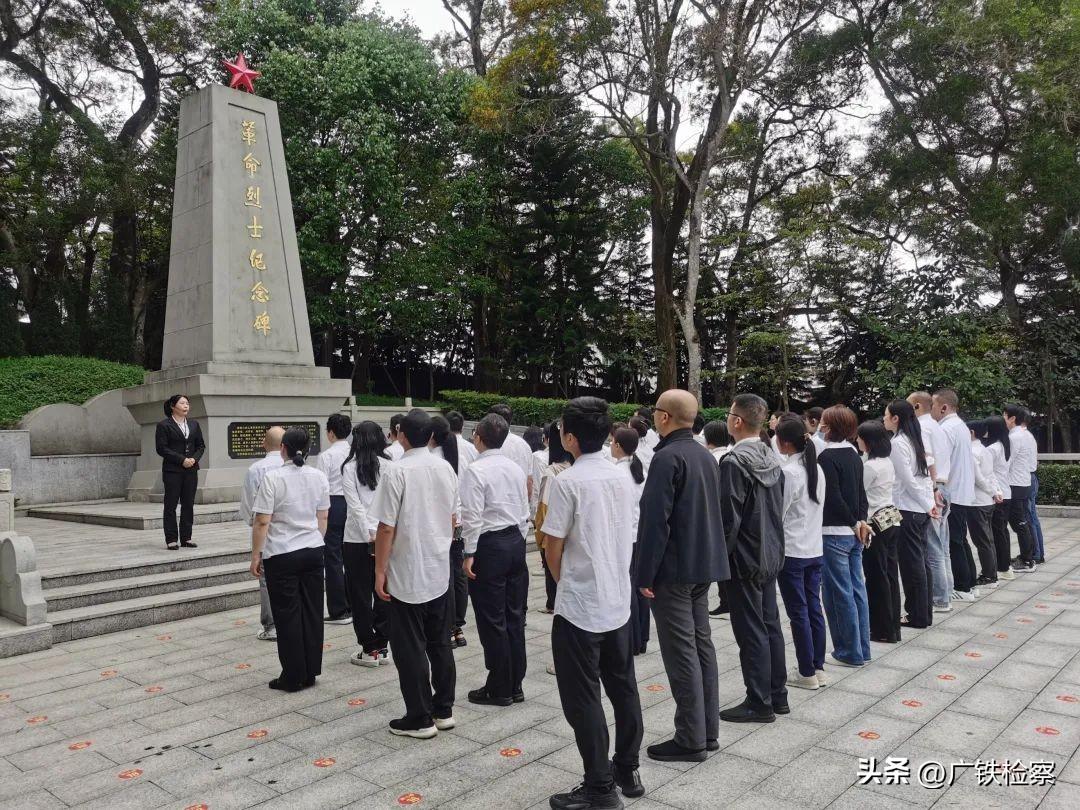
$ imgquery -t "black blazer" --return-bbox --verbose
[636,428,730,588]
[155,418,206,473]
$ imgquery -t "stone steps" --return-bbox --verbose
[44,561,253,611]
[48,579,260,644]
[42,547,251,589]
[26,501,241,530]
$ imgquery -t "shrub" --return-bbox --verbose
[439,390,728,426]
[0,355,145,427]
[1038,464,1080,506]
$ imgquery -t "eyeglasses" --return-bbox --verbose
[727,411,747,422]
[653,408,672,418]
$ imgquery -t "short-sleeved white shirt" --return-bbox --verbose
[316,438,352,497]
[919,414,947,482]
[540,452,637,633]
[252,463,330,558]
[239,452,282,526]
[369,447,458,604]
[501,431,535,484]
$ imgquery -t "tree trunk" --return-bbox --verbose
[675,192,705,403]
[77,220,99,355]
[650,203,678,392]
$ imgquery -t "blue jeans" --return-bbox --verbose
[926,486,953,607]
[777,556,825,677]
[1028,473,1045,561]
[822,534,871,665]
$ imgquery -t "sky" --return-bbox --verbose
[381,0,456,38]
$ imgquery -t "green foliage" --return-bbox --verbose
[1037,464,1080,506]
[439,389,725,425]
[0,355,144,427]
[351,394,447,409]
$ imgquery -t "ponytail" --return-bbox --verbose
[282,426,311,467]
[613,428,644,484]
[629,454,645,485]
[776,417,818,503]
[430,415,458,474]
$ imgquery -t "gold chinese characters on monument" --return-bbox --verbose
[241,119,270,336]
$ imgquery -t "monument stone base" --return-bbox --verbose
[123,369,350,504]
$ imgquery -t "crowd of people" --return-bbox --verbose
[203,387,1046,810]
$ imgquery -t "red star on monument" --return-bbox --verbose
[222,52,260,94]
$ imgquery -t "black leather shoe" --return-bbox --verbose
[720,702,776,723]
[612,762,644,798]
[268,677,304,693]
[180,540,198,548]
[647,739,706,762]
[468,687,512,707]
[512,689,525,703]
[549,785,622,809]
[706,739,720,751]
[709,605,729,617]
[773,703,790,715]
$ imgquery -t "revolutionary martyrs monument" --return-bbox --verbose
[123,72,350,503]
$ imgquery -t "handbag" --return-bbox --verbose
[870,504,902,535]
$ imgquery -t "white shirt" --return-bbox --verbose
[316,438,352,497]
[918,413,947,481]
[1007,426,1038,488]
[780,456,825,558]
[636,443,655,476]
[642,429,660,450]
[501,431,535,486]
[540,452,637,633]
[987,441,1010,497]
[459,450,529,554]
[709,446,730,464]
[239,452,282,526]
[614,456,645,540]
[938,413,975,505]
[863,456,895,515]
[811,434,826,454]
[173,417,189,439]
[530,449,548,517]
[889,432,934,513]
[252,463,330,558]
[970,440,998,506]
[370,447,458,604]
[693,433,707,446]
[341,456,389,543]
[387,440,405,462]
[456,433,480,467]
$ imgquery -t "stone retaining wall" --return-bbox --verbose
[0,431,136,507]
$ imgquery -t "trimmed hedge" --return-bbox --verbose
[0,355,145,427]
[1038,464,1080,506]
[439,390,728,426]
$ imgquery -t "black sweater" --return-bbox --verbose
[817,444,868,530]
[636,429,730,587]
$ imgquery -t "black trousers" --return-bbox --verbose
[727,576,788,712]
[162,469,198,544]
[897,510,932,628]
[264,546,325,687]
[552,615,643,796]
[1009,485,1035,562]
[342,542,388,652]
[468,526,529,699]
[539,548,557,611]
[862,525,901,642]
[651,582,720,747]
[448,539,469,629]
[323,496,349,618]
[388,592,456,725]
[966,504,998,580]
[992,500,1013,571]
[947,503,977,592]
[628,542,649,654]
[715,581,729,610]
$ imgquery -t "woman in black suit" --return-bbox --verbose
[156,394,206,550]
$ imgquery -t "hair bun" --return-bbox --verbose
[292,450,305,467]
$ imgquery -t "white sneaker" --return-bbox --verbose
[351,649,388,668]
[971,587,982,598]
[816,669,828,687]
[434,715,455,730]
[952,590,976,602]
[788,670,819,690]
[389,723,437,739]
[999,569,1016,581]
[932,603,953,613]
[256,628,277,641]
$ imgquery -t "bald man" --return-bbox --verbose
[240,426,287,640]
[637,389,730,762]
